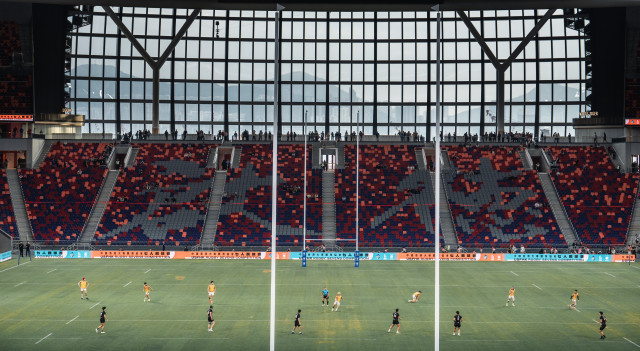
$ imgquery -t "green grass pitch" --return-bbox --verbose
[0,258,639,350]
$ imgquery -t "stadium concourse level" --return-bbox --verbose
[444,145,563,248]
[546,146,639,245]
[335,144,438,247]
[0,169,16,237]
[216,144,322,246]
[95,143,213,246]
[19,142,110,244]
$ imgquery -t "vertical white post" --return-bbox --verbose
[270,5,283,351]
[355,110,360,252]
[434,10,442,351]
[303,110,307,252]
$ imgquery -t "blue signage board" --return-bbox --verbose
[504,253,584,262]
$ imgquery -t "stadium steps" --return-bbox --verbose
[231,147,242,168]
[435,171,458,246]
[201,171,226,249]
[6,169,33,243]
[440,149,453,170]
[336,143,345,169]
[32,140,54,169]
[125,147,139,167]
[415,148,426,170]
[322,170,337,248]
[206,147,217,168]
[78,170,120,244]
[518,149,533,170]
[538,172,578,246]
[312,143,320,169]
[626,196,640,246]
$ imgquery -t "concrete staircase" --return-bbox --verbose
[415,148,426,170]
[125,148,139,167]
[78,170,120,244]
[538,173,579,246]
[200,171,227,249]
[33,140,54,169]
[436,171,458,246]
[231,147,242,168]
[322,170,337,248]
[6,169,33,243]
[626,195,640,246]
[518,149,533,170]
[440,149,453,170]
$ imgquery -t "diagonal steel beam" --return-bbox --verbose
[502,9,554,71]
[102,6,156,69]
[157,9,201,66]
[457,10,500,69]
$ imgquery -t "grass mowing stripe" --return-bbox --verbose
[35,333,52,344]
[624,337,640,348]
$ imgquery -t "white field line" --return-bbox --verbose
[123,281,132,287]
[532,284,542,290]
[46,269,57,274]
[605,272,616,278]
[144,269,151,273]
[152,337,230,340]
[35,333,52,344]
[89,301,101,309]
[624,337,640,348]
[510,271,519,276]
[574,308,581,312]
[66,316,79,325]
[0,261,30,273]
[14,281,26,287]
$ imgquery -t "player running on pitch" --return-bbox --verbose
[208,281,216,304]
[388,308,401,334]
[332,292,343,311]
[409,290,422,303]
[321,287,330,306]
[207,305,215,332]
[569,289,579,309]
[78,277,89,300]
[506,286,515,306]
[598,311,607,339]
[143,282,153,302]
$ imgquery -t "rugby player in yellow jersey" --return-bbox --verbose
[409,290,422,303]
[78,277,89,300]
[143,282,153,302]
[208,281,216,304]
[331,292,343,312]
[569,289,579,309]
[506,286,515,306]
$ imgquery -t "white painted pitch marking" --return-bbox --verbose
[605,272,616,278]
[89,301,101,309]
[532,284,542,290]
[47,269,56,274]
[14,281,26,287]
[624,337,640,348]
[0,261,30,273]
[152,337,229,340]
[35,333,52,344]
[592,319,598,323]
[66,316,79,325]
[574,308,581,312]
[123,281,132,287]
[510,271,519,276]
[144,269,151,274]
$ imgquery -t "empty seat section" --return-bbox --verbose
[0,22,20,66]
[445,145,563,249]
[216,144,322,246]
[20,142,110,244]
[96,143,213,246]
[0,74,32,116]
[335,145,436,248]
[547,146,639,245]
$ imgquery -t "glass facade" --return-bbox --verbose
[67,7,587,139]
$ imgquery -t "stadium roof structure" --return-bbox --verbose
[5,0,640,10]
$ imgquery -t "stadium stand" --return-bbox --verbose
[444,145,564,248]
[215,144,322,247]
[0,74,32,116]
[546,146,639,245]
[19,142,109,244]
[0,169,17,238]
[95,143,213,246]
[334,145,437,248]
[0,21,20,66]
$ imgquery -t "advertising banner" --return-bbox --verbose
[289,251,368,260]
[476,253,505,261]
[504,253,584,261]
[397,253,476,260]
[585,254,612,262]
[612,254,636,263]
[62,251,92,259]
[367,252,397,261]
[91,250,174,259]
[35,250,63,258]
[262,252,290,260]
[175,251,266,259]
[0,250,11,262]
